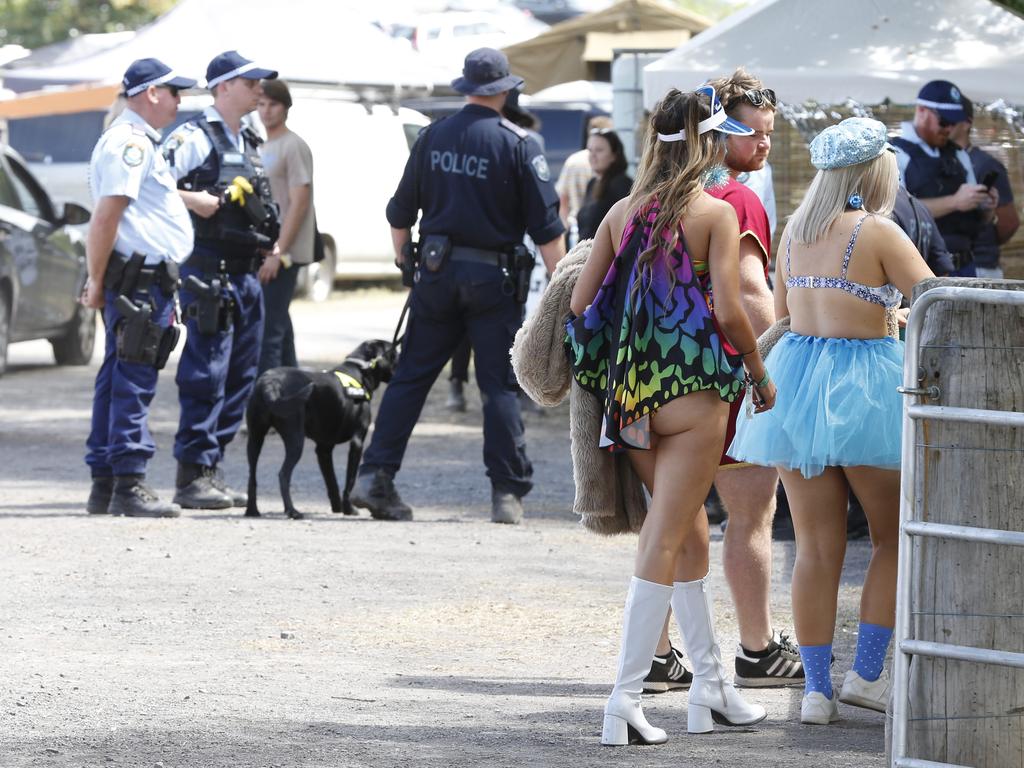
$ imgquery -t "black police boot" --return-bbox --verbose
[173,462,232,510]
[108,475,181,518]
[209,465,247,508]
[86,476,114,515]
[350,470,413,521]
[491,488,524,525]
[446,379,467,412]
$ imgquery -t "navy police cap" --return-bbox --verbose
[451,48,524,96]
[122,58,196,97]
[206,50,278,89]
[916,79,967,124]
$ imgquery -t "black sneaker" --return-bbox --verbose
[643,646,692,693]
[734,631,805,687]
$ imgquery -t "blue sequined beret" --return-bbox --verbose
[809,117,894,170]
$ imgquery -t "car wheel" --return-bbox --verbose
[51,302,97,366]
[298,243,336,303]
[0,287,9,378]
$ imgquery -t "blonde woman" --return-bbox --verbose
[730,118,934,724]
[566,87,774,745]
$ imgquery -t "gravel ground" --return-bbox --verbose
[0,287,886,767]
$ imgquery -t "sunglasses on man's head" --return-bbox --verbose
[744,88,776,107]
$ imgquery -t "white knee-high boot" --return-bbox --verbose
[673,573,767,733]
[602,576,673,746]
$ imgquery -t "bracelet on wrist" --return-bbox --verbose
[754,370,771,388]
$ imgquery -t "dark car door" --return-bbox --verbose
[0,158,47,335]
[2,152,80,332]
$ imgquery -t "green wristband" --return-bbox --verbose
[755,371,771,388]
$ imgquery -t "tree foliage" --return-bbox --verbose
[0,0,177,49]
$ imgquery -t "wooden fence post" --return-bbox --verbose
[900,278,1024,767]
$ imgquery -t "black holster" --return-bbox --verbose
[183,274,234,335]
[113,295,179,369]
[398,240,419,288]
[508,244,536,304]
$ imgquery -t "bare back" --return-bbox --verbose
[776,212,934,339]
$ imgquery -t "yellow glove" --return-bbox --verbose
[224,176,255,205]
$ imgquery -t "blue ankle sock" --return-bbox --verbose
[852,622,893,682]
[799,644,833,698]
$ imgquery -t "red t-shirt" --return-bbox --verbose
[707,176,772,466]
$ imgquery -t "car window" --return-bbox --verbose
[0,162,21,210]
[5,153,53,221]
[423,27,442,40]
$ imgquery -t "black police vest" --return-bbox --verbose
[891,137,980,253]
[178,118,278,251]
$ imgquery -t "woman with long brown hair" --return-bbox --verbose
[566,86,775,745]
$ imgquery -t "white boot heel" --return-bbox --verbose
[674,574,769,732]
[687,703,714,734]
[601,714,630,745]
[600,578,674,746]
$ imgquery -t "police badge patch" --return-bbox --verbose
[122,142,145,167]
[530,154,550,182]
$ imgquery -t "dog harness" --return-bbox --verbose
[333,370,370,401]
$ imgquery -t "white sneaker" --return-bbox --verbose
[800,691,840,725]
[839,669,890,713]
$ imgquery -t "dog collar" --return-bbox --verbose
[333,370,370,401]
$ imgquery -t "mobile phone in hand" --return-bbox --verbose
[981,170,998,190]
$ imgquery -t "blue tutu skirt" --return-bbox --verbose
[728,332,904,478]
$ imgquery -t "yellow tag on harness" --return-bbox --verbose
[333,370,369,400]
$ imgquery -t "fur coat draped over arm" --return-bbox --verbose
[510,239,647,535]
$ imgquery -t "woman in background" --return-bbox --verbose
[575,129,632,241]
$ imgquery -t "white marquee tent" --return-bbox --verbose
[644,0,1024,107]
[1,0,447,93]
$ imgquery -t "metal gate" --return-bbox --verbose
[891,286,1024,768]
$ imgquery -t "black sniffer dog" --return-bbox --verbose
[245,339,396,519]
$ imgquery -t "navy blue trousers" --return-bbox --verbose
[361,259,532,497]
[174,248,264,468]
[258,261,298,373]
[85,283,174,478]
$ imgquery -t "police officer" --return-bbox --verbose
[84,58,197,517]
[350,48,566,525]
[162,50,280,509]
[890,80,999,277]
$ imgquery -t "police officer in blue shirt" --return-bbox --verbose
[162,50,280,509]
[351,48,566,524]
[84,58,197,518]
[890,80,998,277]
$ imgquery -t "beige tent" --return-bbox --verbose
[504,0,711,94]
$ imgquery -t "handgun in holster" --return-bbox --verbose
[183,274,234,335]
[113,295,179,370]
[398,240,419,288]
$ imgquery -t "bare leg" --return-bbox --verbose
[634,392,728,585]
[780,466,849,646]
[715,464,779,650]
[843,466,901,628]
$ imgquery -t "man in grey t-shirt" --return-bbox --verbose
[256,79,316,372]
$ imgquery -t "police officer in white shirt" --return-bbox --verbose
[83,57,196,518]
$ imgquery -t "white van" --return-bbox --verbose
[281,93,429,299]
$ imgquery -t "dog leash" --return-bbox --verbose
[392,292,412,349]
